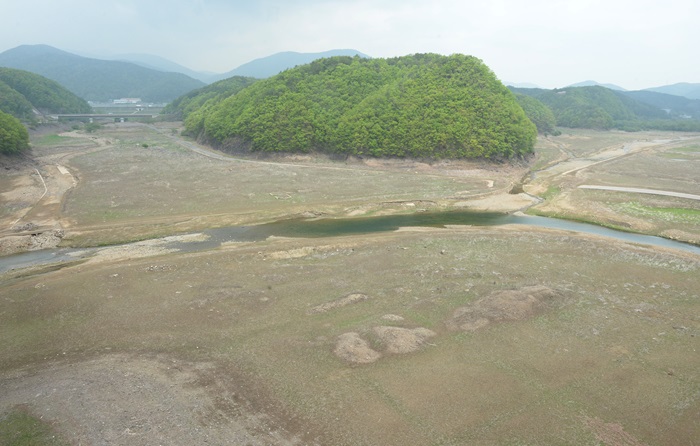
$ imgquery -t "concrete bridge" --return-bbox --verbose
[53,114,157,122]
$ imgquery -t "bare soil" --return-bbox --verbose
[446,285,560,331]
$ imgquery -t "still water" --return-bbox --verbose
[1,211,698,274]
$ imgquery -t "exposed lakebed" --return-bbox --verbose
[1,210,699,274]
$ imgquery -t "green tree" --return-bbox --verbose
[515,94,558,135]
[0,110,30,154]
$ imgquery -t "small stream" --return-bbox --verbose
[1,211,698,274]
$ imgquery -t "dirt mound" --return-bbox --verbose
[333,332,382,364]
[308,293,370,314]
[0,230,65,256]
[333,325,436,363]
[373,326,436,354]
[447,285,559,332]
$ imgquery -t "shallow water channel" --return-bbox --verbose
[1,211,699,274]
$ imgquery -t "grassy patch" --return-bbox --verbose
[615,202,700,224]
[540,185,560,201]
[670,144,700,153]
[0,408,68,446]
[33,135,73,146]
[658,144,700,160]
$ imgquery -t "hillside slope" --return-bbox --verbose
[0,45,205,102]
[163,76,258,120]
[621,90,700,117]
[510,85,700,131]
[191,54,536,159]
[645,82,700,100]
[0,67,91,120]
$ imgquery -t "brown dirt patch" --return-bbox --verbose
[373,326,436,354]
[447,285,560,331]
[308,293,371,314]
[583,416,648,446]
[333,332,382,364]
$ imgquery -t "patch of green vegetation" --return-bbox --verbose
[34,134,72,146]
[658,145,700,159]
[615,202,700,224]
[0,110,30,154]
[84,122,101,133]
[0,408,68,446]
[658,152,697,160]
[541,185,561,201]
[525,207,636,232]
[670,144,700,153]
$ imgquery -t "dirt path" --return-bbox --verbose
[0,132,114,255]
[578,185,700,201]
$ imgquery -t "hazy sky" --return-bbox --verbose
[2,0,698,90]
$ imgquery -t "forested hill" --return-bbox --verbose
[0,45,205,102]
[162,76,258,120]
[187,54,536,159]
[0,67,92,120]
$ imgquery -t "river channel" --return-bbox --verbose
[1,211,698,274]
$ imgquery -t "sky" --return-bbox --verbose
[1,0,698,90]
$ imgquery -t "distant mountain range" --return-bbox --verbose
[109,49,370,83]
[0,45,371,102]
[566,80,627,91]
[564,80,700,101]
[105,53,219,84]
[0,45,205,103]
[211,49,370,81]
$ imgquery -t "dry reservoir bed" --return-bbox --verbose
[1,226,698,445]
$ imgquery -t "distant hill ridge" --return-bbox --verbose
[645,82,700,100]
[0,67,91,120]
[567,80,627,91]
[95,49,370,84]
[510,85,700,131]
[0,44,205,102]
[213,49,371,81]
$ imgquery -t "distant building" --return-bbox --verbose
[113,98,142,104]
